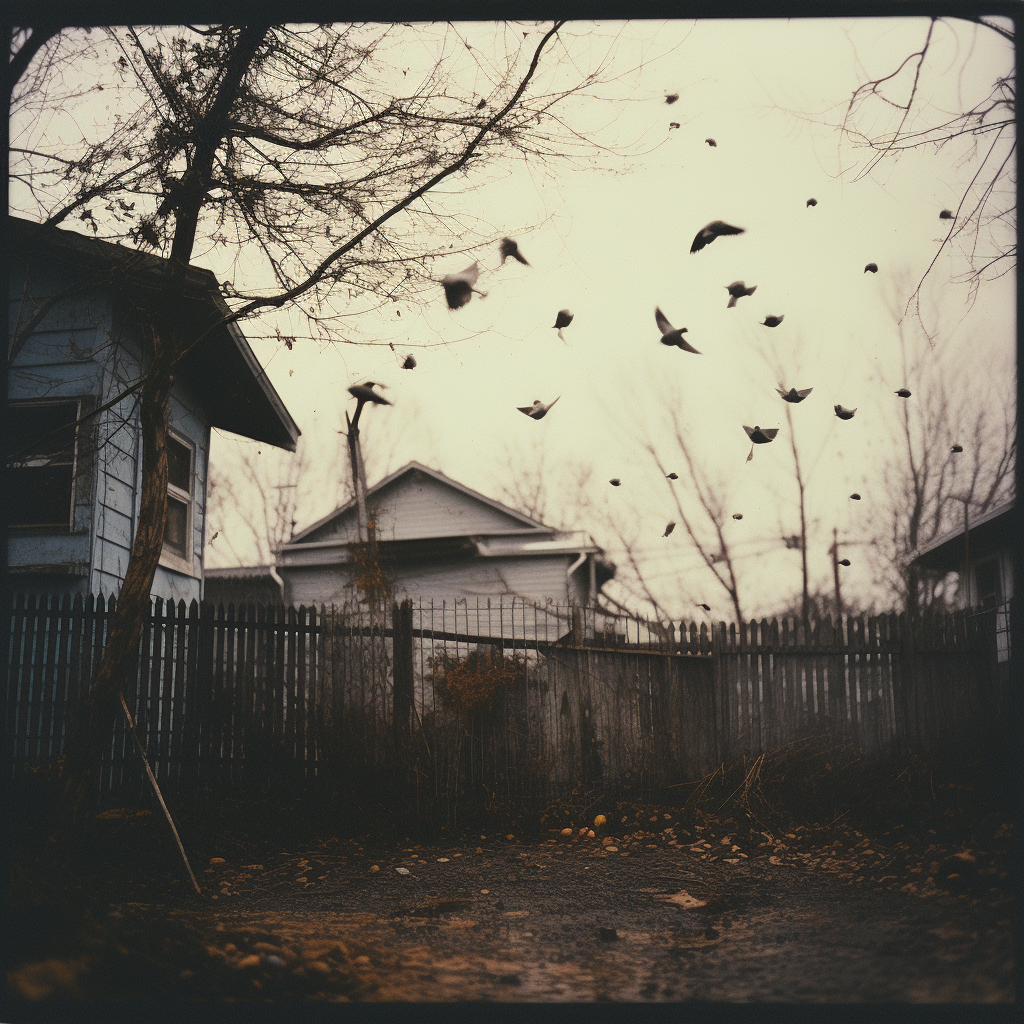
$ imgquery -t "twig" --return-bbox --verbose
[717,754,764,813]
[119,693,201,895]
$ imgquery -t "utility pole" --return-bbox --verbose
[831,526,842,622]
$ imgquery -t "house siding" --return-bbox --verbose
[282,553,576,608]
[9,262,209,604]
[303,472,538,544]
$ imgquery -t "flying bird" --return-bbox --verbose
[666,472,678,480]
[401,354,417,370]
[665,93,679,104]
[776,386,812,403]
[348,381,391,406]
[499,237,529,266]
[850,493,861,500]
[743,423,779,462]
[690,220,743,253]
[441,261,486,309]
[663,522,675,537]
[864,263,878,273]
[696,603,711,611]
[761,314,785,328]
[705,138,716,147]
[838,559,851,567]
[725,281,756,307]
[518,397,560,420]
[732,513,743,520]
[655,307,700,353]
[806,198,817,207]
[939,209,954,219]
[951,444,963,453]
[609,478,621,487]
[553,308,573,342]
[834,404,857,420]
[744,425,779,444]
[895,388,912,398]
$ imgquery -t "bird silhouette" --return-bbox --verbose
[655,308,700,353]
[669,122,680,129]
[401,354,417,370]
[609,478,621,486]
[761,314,785,328]
[806,198,817,207]
[663,522,675,537]
[696,603,711,611]
[951,444,963,453]
[939,209,954,219]
[553,308,573,342]
[726,281,757,308]
[518,397,560,420]
[666,472,678,480]
[690,220,743,253]
[838,559,851,567]
[850,493,861,500]
[732,513,743,520]
[441,261,487,309]
[705,138,716,147]
[348,381,391,406]
[744,425,779,444]
[864,263,878,273]
[895,388,912,398]
[666,93,679,104]
[776,386,812,403]
[834,404,857,420]
[499,237,529,266]
[743,424,778,462]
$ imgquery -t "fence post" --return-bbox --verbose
[392,599,413,748]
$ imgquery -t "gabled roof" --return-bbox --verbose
[910,498,1016,571]
[9,215,300,451]
[289,461,553,543]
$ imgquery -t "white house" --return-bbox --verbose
[6,215,300,603]
[206,461,615,619]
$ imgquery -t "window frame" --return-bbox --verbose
[158,430,196,575]
[6,397,82,531]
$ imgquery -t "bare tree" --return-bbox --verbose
[491,434,595,530]
[9,21,627,829]
[829,17,1015,330]
[641,413,747,625]
[866,275,1016,612]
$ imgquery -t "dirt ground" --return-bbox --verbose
[3,803,1016,1016]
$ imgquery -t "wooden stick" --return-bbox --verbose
[119,692,201,895]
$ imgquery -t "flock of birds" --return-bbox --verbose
[343,120,968,589]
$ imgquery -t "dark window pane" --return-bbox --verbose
[975,560,1000,609]
[167,436,192,493]
[164,494,189,558]
[6,401,79,465]
[8,465,75,526]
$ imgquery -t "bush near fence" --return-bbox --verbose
[4,593,1011,827]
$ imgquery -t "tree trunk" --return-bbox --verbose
[59,364,172,828]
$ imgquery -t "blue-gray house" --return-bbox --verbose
[6,215,300,602]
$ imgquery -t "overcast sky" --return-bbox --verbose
[198,16,1016,619]
[15,17,1014,620]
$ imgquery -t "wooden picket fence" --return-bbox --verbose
[3,593,1010,820]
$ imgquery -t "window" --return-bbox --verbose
[162,434,194,563]
[974,559,1001,610]
[6,400,80,528]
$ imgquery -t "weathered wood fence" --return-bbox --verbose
[3,594,1010,820]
